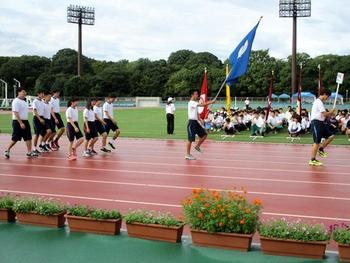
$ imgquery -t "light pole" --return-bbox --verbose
[13,78,21,99]
[0,79,9,108]
[67,5,95,76]
[346,89,349,103]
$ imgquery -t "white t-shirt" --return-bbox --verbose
[93,105,103,120]
[83,109,95,122]
[12,97,28,120]
[66,107,79,122]
[288,121,301,133]
[32,98,45,116]
[245,99,250,106]
[267,116,277,126]
[188,100,198,120]
[50,97,60,113]
[166,103,175,115]
[256,116,266,128]
[103,102,114,119]
[311,98,326,121]
[43,102,51,119]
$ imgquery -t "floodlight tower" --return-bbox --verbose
[67,5,95,76]
[279,0,311,98]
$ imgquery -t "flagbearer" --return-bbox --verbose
[185,90,215,160]
[309,88,336,166]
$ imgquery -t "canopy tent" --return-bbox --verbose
[291,92,316,103]
[266,93,278,99]
[327,92,344,105]
[278,93,290,99]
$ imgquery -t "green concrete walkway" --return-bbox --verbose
[0,223,339,263]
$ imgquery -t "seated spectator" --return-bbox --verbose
[223,118,236,135]
[266,111,282,134]
[300,114,310,134]
[251,112,266,136]
[340,113,350,134]
[243,111,252,129]
[288,114,301,137]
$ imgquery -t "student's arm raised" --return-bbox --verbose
[198,99,216,107]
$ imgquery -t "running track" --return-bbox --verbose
[1,135,349,234]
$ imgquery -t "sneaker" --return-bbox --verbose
[318,150,328,158]
[309,159,323,166]
[82,151,92,158]
[33,149,41,155]
[51,142,58,151]
[54,139,60,148]
[101,147,111,153]
[91,149,98,155]
[3,150,10,159]
[185,155,196,160]
[68,154,77,161]
[26,152,39,158]
[46,144,52,151]
[108,142,116,150]
[39,144,49,152]
[72,148,77,157]
[194,146,203,153]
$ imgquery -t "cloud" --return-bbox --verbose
[0,0,349,61]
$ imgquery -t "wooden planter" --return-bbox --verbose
[260,237,328,259]
[126,222,184,243]
[0,208,16,222]
[338,244,350,262]
[190,229,254,251]
[66,214,122,235]
[16,211,66,228]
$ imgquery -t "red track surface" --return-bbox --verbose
[1,134,349,247]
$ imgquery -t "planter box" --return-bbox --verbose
[191,230,254,251]
[126,222,184,243]
[260,237,327,259]
[66,214,122,235]
[16,212,66,228]
[0,208,16,222]
[338,244,350,263]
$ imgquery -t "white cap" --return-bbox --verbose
[167,97,173,102]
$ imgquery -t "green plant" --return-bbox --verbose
[13,197,37,213]
[259,218,330,242]
[0,194,15,209]
[124,210,182,227]
[13,197,66,215]
[182,188,262,234]
[69,205,121,220]
[331,224,350,245]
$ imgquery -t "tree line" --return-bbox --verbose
[0,48,349,98]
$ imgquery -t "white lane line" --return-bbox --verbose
[1,173,349,201]
[1,189,349,222]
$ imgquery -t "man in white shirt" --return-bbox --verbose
[185,90,215,160]
[50,89,65,149]
[103,94,120,150]
[309,89,336,166]
[3,88,38,159]
[32,90,47,153]
[244,97,250,109]
[166,97,176,135]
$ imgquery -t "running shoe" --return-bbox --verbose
[3,150,10,159]
[68,154,77,161]
[90,149,98,155]
[26,152,39,158]
[39,144,49,152]
[100,148,111,153]
[72,148,77,157]
[45,144,53,151]
[54,139,60,148]
[194,146,203,153]
[308,159,323,166]
[185,155,196,160]
[33,149,41,155]
[108,142,116,150]
[318,150,328,158]
[51,142,58,151]
[82,151,92,158]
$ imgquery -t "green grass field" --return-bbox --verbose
[0,108,349,145]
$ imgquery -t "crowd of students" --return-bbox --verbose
[3,88,120,160]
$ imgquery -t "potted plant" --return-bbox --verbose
[13,197,66,228]
[66,205,122,235]
[124,210,184,243]
[331,223,350,262]
[259,218,330,259]
[0,194,16,222]
[182,188,262,251]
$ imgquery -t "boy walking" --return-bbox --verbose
[103,94,120,150]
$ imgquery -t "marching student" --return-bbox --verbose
[82,99,98,157]
[50,89,65,149]
[309,88,336,166]
[32,90,48,154]
[93,98,110,153]
[66,98,84,161]
[42,92,53,151]
[185,90,215,160]
[103,94,120,150]
[3,87,38,158]
[166,97,175,135]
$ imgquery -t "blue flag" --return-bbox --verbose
[225,21,260,86]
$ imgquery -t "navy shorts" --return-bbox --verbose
[311,120,333,144]
[33,116,46,136]
[54,113,65,129]
[84,121,98,140]
[11,120,32,142]
[95,120,106,135]
[104,118,119,134]
[50,118,56,133]
[66,122,83,142]
[44,119,52,131]
[187,120,207,142]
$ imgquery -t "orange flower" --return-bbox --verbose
[197,213,203,219]
[220,208,225,213]
[219,222,224,227]
[182,198,192,205]
[204,203,210,207]
[177,215,184,221]
[253,198,262,206]
[210,209,217,215]
[245,209,251,214]
[240,219,245,225]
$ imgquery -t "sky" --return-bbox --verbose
[0,0,349,62]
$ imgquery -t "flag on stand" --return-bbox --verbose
[226,64,231,113]
[265,72,274,121]
[297,64,303,116]
[225,19,261,86]
[198,68,208,120]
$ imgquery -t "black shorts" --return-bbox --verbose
[85,121,98,140]
[95,120,106,135]
[311,120,333,144]
[66,122,83,142]
[11,120,32,142]
[347,121,350,129]
[50,119,56,133]
[187,120,207,142]
[104,118,119,134]
[33,116,46,136]
[54,113,65,129]
[44,119,52,131]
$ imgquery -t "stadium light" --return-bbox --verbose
[67,5,95,76]
[0,79,9,108]
[279,0,311,99]
[13,78,21,99]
